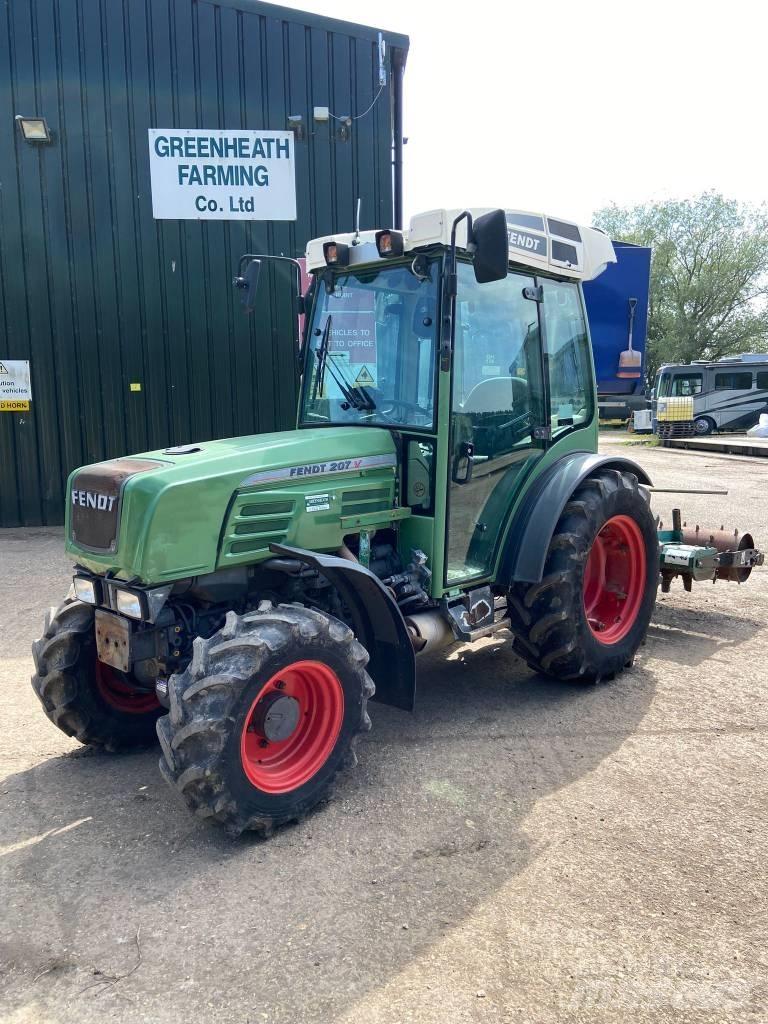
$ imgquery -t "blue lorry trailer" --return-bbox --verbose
[583,241,652,421]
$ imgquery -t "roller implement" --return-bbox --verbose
[32,208,764,835]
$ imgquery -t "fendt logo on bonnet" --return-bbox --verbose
[71,490,117,512]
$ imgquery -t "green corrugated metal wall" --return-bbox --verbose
[0,0,408,526]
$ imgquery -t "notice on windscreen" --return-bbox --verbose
[148,129,297,221]
[322,290,377,398]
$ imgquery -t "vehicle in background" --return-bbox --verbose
[654,354,768,437]
[583,242,652,422]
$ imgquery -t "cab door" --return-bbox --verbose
[445,263,546,585]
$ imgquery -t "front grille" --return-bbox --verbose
[340,487,391,517]
[224,498,296,557]
[69,458,164,553]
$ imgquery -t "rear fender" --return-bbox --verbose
[269,543,416,711]
[497,452,652,586]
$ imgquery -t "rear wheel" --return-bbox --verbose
[31,599,162,750]
[157,603,374,836]
[508,469,658,682]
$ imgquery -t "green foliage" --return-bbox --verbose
[593,193,768,381]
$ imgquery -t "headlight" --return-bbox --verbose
[115,588,144,620]
[73,575,98,605]
[657,400,668,412]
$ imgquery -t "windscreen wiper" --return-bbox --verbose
[312,314,375,411]
[324,354,376,411]
[312,315,333,401]
[327,355,376,411]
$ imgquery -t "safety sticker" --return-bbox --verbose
[305,493,331,513]
[663,550,694,565]
[0,360,32,412]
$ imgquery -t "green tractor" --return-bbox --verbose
[31,208,763,835]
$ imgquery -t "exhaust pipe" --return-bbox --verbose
[405,610,456,653]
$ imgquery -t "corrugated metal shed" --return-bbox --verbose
[0,0,408,526]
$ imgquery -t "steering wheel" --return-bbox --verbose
[379,397,433,422]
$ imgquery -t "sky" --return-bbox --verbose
[275,0,767,225]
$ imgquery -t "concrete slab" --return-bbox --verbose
[664,433,768,457]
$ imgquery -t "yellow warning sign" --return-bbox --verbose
[354,365,375,386]
[0,359,32,411]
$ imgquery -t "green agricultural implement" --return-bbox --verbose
[32,208,764,835]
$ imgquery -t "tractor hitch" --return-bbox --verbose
[657,508,764,592]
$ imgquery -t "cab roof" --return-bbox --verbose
[305,207,616,282]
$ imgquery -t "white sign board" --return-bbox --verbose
[0,359,32,411]
[148,129,297,221]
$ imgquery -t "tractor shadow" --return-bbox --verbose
[1,635,657,1023]
[644,599,762,666]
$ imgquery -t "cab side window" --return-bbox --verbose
[541,280,593,431]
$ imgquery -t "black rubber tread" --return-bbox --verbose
[156,602,375,837]
[31,598,162,751]
[507,469,658,684]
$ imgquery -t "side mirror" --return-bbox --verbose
[233,258,262,312]
[452,440,475,484]
[471,209,508,284]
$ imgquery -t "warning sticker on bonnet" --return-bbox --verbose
[305,493,331,513]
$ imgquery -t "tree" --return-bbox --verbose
[593,193,768,382]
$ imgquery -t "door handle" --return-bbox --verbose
[452,441,475,484]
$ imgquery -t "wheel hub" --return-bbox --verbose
[582,514,647,645]
[240,660,345,794]
[255,693,301,742]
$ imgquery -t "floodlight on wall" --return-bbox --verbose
[15,115,52,143]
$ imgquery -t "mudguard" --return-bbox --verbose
[269,543,416,711]
[496,452,652,586]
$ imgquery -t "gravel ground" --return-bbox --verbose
[1,438,766,1024]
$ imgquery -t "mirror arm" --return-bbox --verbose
[441,211,473,372]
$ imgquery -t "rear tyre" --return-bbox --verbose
[507,469,658,683]
[31,599,162,750]
[156,603,374,836]
[694,416,716,435]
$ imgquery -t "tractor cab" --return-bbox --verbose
[292,208,616,586]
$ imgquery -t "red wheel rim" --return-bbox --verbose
[582,514,647,644]
[240,660,345,794]
[95,659,160,713]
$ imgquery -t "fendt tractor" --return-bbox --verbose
[32,208,764,836]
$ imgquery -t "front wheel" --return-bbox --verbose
[694,416,716,436]
[31,599,162,750]
[508,469,658,683]
[157,604,374,836]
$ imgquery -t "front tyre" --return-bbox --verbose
[508,469,658,683]
[694,416,716,436]
[157,604,374,836]
[31,599,162,750]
